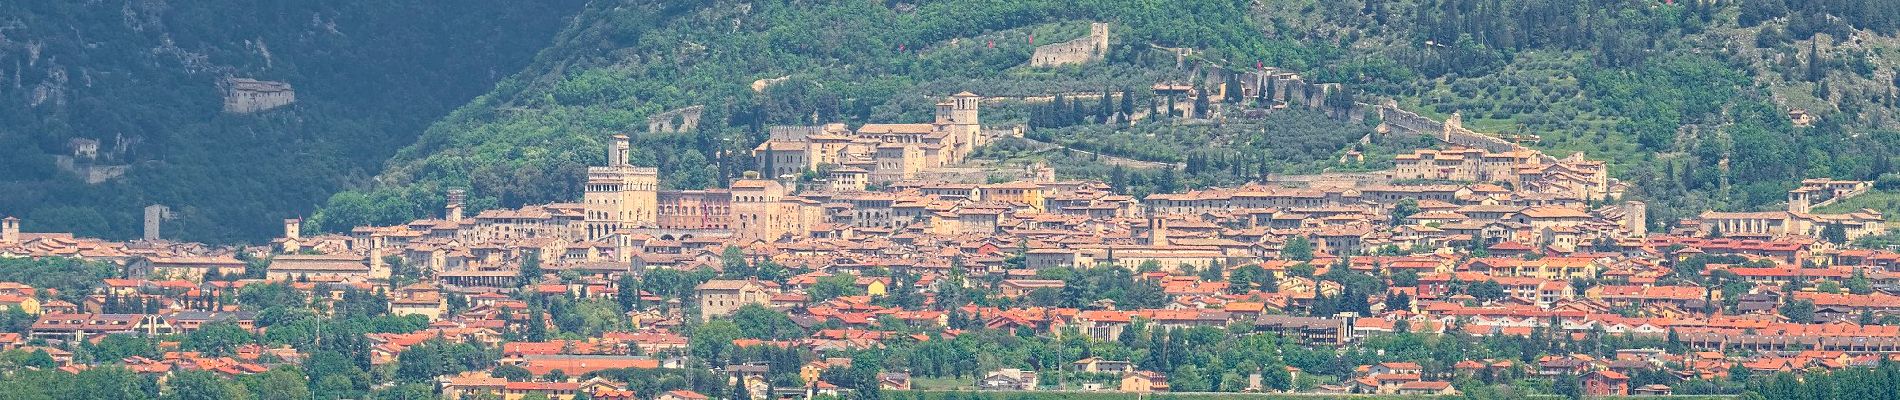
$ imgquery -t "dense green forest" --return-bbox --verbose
[0,0,586,243]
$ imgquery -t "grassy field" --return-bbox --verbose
[1814,190,1900,223]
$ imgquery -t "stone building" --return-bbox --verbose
[584,135,660,240]
[696,279,770,321]
[1,217,18,245]
[1692,179,1883,240]
[1029,23,1109,67]
[751,93,983,184]
[730,180,810,240]
[221,78,295,113]
[657,190,733,231]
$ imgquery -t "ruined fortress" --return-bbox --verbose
[53,137,128,184]
[1029,23,1110,67]
[647,105,704,134]
[1240,68,1338,110]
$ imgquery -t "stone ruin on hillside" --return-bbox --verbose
[1029,22,1110,67]
[648,105,705,134]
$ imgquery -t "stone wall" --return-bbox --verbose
[1242,68,1335,112]
[1377,106,1551,162]
[648,105,705,133]
[52,156,128,184]
[222,78,295,114]
[1029,22,1109,67]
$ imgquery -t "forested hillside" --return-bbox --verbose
[322,0,1900,235]
[0,0,586,243]
[311,0,1300,232]
[1279,0,1900,228]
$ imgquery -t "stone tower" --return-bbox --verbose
[1,216,18,245]
[1089,22,1111,54]
[1443,111,1464,142]
[935,92,983,157]
[142,204,171,241]
[1787,188,1813,214]
[1147,216,1170,247]
[446,189,467,223]
[1623,201,1648,238]
[584,134,659,240]
[280,218,303,253]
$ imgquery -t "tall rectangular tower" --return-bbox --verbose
[584,134,659,240]
[934,92,983,161]
[142,204,171,241]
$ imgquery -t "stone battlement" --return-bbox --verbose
[1029,23,1109,67]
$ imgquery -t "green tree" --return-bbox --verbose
[491,365,533,381]
[370,383,436,400]
[236,282,306,311]
[1283,237,1315,261]
[1822,223,1849,244]
[184,321,256,356]
[1781,299,1816,323]
[72,366,157,400]
[1468,280,1507,302]
[1385,292,1412,312]
[730,304,803,340]
[1553,372,1582,400]
[16,349,56,369]
[1390,199,1421,226]
[1198,262,1224,282]
[809,274,863,302]
[720,246,752,278]
[518,253,543,286]
[555,299,629,336]
[87,334,156,362]
[692,320,744,363]
[1847,269,1873,295]
[162,370,250,400]
[1228,264,1265,293]
[618,273,643,311]
[1287,263,1316,279]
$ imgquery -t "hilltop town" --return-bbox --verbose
[0,86,1896,399]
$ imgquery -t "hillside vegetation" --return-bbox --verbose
[1284,0,1900,229]
[311,0,1307,232]
[322,0,1900,236]
[0,0,586,243]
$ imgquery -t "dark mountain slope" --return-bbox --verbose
[0,0,587,243]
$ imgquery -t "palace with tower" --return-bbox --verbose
[583,134,659,240]
[574,92,994,243]
[750,92,986,185]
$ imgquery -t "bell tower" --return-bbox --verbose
[445,189,467,223]
[1,216,18,245]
